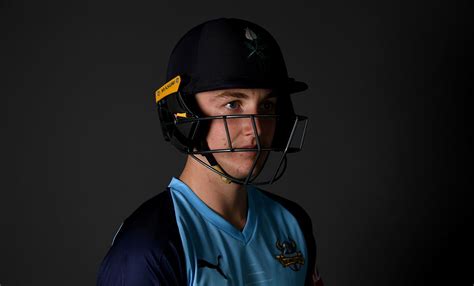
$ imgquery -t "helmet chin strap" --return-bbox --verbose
[199,141,233,184]
[204,153,233,184]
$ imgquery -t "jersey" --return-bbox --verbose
[97,177,321,286]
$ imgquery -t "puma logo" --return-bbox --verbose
[197,255,228,280]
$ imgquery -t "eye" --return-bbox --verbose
[260,101,275,112]
[225,101,240,110]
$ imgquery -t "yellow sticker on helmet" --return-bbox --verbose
[155,75,181,103]
[175,112,188,118]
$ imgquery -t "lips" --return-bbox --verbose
[237,144,257,149]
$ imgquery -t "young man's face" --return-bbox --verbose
[195,88,277,180]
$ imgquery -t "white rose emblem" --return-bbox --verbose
[245,27,257,41]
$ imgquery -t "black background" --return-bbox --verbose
[1,0,473,285]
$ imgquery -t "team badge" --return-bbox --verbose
[274,239,305,271]
[244,27,266,59]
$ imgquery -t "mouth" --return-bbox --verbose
[237,145,257,149]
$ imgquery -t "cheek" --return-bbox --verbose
[260,121,276,144]
[206,120,235,149]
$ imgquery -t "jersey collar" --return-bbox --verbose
[169,177,257,244]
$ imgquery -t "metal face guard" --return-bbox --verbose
[173,114,308,185]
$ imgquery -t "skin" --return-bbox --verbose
[179,88,277,230]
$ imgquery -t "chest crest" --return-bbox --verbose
[274,239,305,271]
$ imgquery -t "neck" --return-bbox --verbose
[179,155,248,231]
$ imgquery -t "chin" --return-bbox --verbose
[213,150,270,180]
[219,157,265,180]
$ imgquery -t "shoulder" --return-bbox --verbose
[97,189,186,286]
[117,189,178,246]
[256,188,313,229]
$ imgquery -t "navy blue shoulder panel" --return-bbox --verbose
[97,189,187,286]
[259,190,317,286]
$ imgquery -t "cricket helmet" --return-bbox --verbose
[155,18,308,185]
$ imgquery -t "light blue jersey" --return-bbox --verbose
[169,177,309,286]
[97,177,318,286]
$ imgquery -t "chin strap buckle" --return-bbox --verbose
[212,165,232,184]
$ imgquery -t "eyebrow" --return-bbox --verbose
[213,91,277,101]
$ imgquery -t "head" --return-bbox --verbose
[155,18,308,185]
[195,88,277,180]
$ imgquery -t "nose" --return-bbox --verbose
[238,101,276,147]
[240,102,262,138]
[241,115,263,140]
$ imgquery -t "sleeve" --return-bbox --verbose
[97,238,185,286]
[97,190,187,286]
[310,265,324,286]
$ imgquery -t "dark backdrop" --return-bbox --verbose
[1,0,472,285]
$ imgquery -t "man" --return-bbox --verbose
[97,18,323,286]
